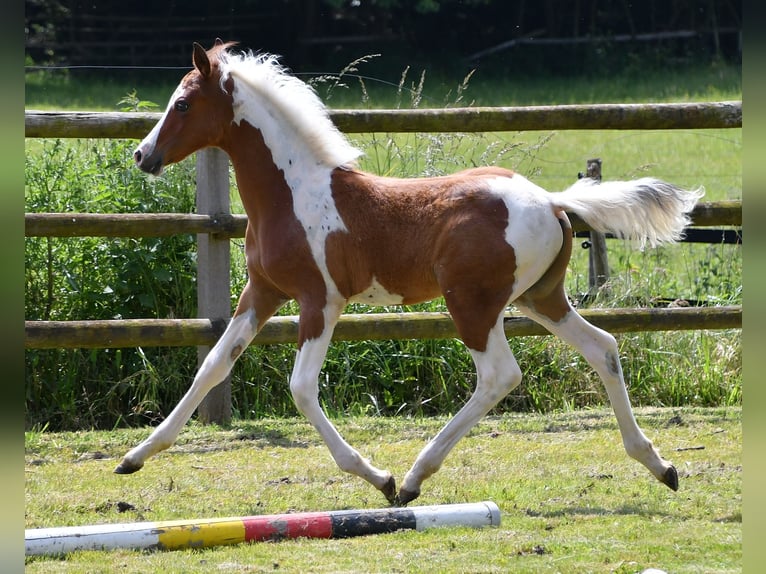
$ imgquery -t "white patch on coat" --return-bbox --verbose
[136,84,184,162]
[348,277,405,305]
[485,174,564,300]
[219,52,364,303]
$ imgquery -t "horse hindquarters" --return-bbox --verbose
[512,212,678,490]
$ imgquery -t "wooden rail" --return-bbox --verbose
[25,306,742,350]
[24,200,742,238]
[25,101,742,138]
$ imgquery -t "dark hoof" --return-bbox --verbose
[380,476,397,505]
[395,488,420,507]
[662,465,679,491]
[114,460,143,475]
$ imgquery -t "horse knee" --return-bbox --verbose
[505,361,523,392]
[478,360,522,403]
[289,374,318,414]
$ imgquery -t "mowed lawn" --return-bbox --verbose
[25,59,741,572]
[25,408,740,573]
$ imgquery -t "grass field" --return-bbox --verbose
[25,58,741,109]
[24,407,741,573]
[24,55,741,572]
[24,58,742,429]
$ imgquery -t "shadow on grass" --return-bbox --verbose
[528,504,675,519]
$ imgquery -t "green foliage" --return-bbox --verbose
[24,63,741,431]
[25,138,199,429]
[116,90,160,112]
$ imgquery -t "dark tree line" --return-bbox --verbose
[26,0,740,73]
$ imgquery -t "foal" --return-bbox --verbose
[119,41,702,505]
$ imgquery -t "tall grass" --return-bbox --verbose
[25,138,200,429]
[24,62,741,431]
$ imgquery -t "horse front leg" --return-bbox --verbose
[398,314,522,505]
[115,279,286,474]
[289,302,397,503]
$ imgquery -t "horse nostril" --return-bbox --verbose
[134,149,143,164]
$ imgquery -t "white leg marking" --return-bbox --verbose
[399,315,522,501]
[516,303,674,483]
[116,310,258,473]
[289,308,393,495]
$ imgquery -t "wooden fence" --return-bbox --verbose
[25,102,743,423]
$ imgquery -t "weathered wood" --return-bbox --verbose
[25,102,742,139]
[25,111,159,139]
[26,318,227,348]
[24,201,740,238]
[25,305,742,349]
[331,101,743,133]
[685,200,742,226]
[583,159,609,294]
[24,212,247,238]
[195,148,232,425]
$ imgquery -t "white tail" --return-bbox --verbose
[552,177,704,248]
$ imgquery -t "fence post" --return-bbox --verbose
[195,147,232,425]
[581,158,609,295]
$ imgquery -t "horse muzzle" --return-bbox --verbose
[134,147,164,176]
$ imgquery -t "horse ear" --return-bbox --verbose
[214,37,224,46]
[192,42,212,78]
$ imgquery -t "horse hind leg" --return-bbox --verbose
[397,313,522,505]
[516,288,679,491]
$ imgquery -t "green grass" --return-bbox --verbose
[24,58,741,429]
[24,407,741,573]
[25,59,741,110]
[23,55,742,573]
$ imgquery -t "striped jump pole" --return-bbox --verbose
[26,501,501,556]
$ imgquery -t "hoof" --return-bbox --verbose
[380,475,397,505]
[661,465,679,491]
[395,488,420,507]
[114,459,143,475]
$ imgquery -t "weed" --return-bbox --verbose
[24,62,741,431]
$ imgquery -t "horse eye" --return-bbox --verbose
[174,100,190,112]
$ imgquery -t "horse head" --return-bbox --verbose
[134,41,235,175]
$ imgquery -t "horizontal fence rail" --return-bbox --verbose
[25,306,742,349]
[25,101,742,139]
[25,101,742,421]
[24,201,742,238]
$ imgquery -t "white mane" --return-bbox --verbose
[218,51,362,169]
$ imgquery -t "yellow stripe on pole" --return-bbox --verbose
[155,518,246,550]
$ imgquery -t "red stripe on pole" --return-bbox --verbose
[243,512,333,542]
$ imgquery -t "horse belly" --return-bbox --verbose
[347,269,442,306]
[348,277,405,305]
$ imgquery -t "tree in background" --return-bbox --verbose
[26,0,740,73]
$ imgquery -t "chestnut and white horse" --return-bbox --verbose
[119,41,701,505]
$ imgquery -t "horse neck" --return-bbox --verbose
[223,120,345,238]
[221,122,295,223]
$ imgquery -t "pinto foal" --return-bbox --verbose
[120,41,701,505]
